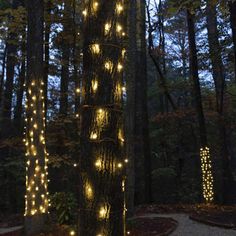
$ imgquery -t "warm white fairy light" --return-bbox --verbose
[116,3,123,14]
[104,60,113,72]
[80,0,127,234]
[92,79,98,92]
[200,147,214,203]
[91,43,100,54]
[24,79,49,217]
[104,22,111,35]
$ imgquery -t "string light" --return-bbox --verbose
[24,78,49,217]
[200,147,214,203]
[79,0,127,234]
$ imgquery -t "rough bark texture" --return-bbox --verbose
[24,0,48,234]
[78,1,127,235]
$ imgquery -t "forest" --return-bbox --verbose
[0,0,236,235]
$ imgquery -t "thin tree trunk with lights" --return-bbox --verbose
[78,1,127,235]
[24,0,49,234]
[187,10,214,204]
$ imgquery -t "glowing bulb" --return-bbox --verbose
[116,3,123,14]
[92,80,98,92]
[82,9,87,17]
[90,132,98,140]
[105,22,111,35]
[70,230,76,236]
[91,43,100,54]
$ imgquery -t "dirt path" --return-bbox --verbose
[138,214,236,236]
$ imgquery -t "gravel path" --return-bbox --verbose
[138,214,236,236]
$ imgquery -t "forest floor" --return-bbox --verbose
[132,205,236,235]
[135,213,236,236]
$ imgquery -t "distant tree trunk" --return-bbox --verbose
[72,0,81,113]
[0,44,7,109]
[187,9,214,203]
[146,3,177,111]
[1,39,17,121]
[59,0,71,116]
[126,0,136,216]
[135,0,152,204]
[187,10,207,147]
[24,0,49,234]
[229,0,236,80]
[78,1,127,235]
[44,0,51,119]
[206,0,234,204]
[206,0,225,114]
[14,43,26,129]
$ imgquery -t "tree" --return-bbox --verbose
[135,0,152,204]
[187,9,214,203]
[206,0,233,203]
[24,0,49,234]
[59,0,72,116]
[78,1,127,235]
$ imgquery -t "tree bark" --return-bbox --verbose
[125,0,136,216]
[24,0,49,234]
[78,1,127,235]
[135,0,152,204]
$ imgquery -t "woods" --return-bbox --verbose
[1,0,236,235]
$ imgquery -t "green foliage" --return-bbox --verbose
[152,167,178,204]
[50,192,78,225]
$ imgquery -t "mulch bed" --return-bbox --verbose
[190,207,236,229]
[127,217,178,236]
[135,204,236,229]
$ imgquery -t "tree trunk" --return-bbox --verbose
[44,0,51,119]
[125,0,136,216]
[1,39,17,121]
[59,0,71,116]
[229,0,236,81]
[187,9,214,203]
[135,0,152,204]
[0,44,7,109]
[14,44,26,129]
[206,0,234,204]
[24,0,49,234]
[78,1,127,235]
[206,0,225,114]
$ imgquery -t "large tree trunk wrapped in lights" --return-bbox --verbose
[24,0,49,235]
[187,10,214,204]
[78,1,127,235]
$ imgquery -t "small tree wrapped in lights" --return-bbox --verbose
[78,0,127,235]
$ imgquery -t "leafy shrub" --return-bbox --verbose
[50,192,78,225]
